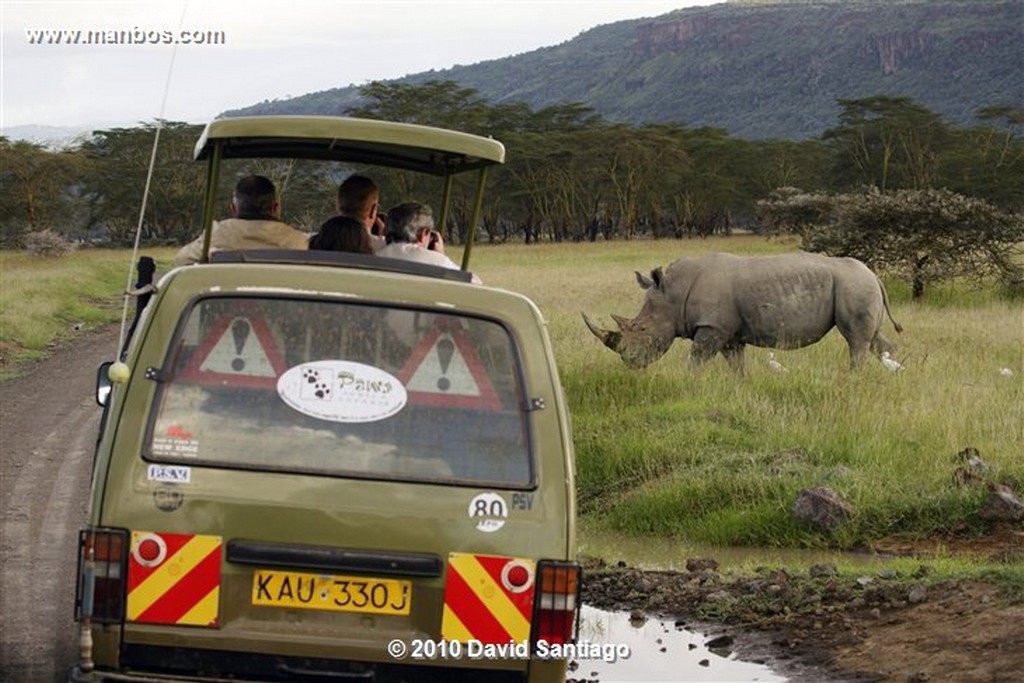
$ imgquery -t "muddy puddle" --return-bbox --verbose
[579,522,891,571]
[571,525,890,682]
[568,605,786,682]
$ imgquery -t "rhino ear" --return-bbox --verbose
[635,271,654,290]
[650,267,665,291]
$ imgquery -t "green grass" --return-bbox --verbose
[0,248,178,375]
[2,239,1022,553]
[472,237,1024,549]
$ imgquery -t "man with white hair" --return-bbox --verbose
[377,202,482,284]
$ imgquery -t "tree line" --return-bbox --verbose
[2,81,1021,296]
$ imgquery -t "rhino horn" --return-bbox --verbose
[583,313,621,350]
[611,314,632,330]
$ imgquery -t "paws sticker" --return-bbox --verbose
[300,368,331,400]
[278,361,407,423]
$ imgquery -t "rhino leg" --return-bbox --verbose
[870,331,894,359]
[721,342,747,376]
[690,327,726,367]
[836,312,877,369]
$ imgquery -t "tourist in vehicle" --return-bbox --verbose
[336,174,386,252]
[174,175,308,266]
[377,202,482,284]
[309,216,374,254]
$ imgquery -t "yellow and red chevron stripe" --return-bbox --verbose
[126,531,222,627]
[441,553,534,644]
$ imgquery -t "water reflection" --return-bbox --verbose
[568,605,786,682]
[579,522,890,571]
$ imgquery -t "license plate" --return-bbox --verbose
[251,569,411,615]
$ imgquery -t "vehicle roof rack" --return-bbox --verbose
[194,116,505,271]
[208,250,474,283]
[195,116,505,175]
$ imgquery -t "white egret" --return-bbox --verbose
[881,351,904,372]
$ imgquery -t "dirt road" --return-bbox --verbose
[0,325,119,682]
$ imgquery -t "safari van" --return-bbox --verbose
[71,117,580,682]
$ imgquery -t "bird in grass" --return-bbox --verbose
[767,352,787,373]
[881,351,904,373]
[999,367,1014,377]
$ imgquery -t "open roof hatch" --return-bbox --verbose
[194,116,506,270]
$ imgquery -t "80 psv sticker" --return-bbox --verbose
[468,492,507,532]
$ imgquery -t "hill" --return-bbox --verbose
[224,0,1023,140]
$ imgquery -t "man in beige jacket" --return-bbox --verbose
[174,175,309,266]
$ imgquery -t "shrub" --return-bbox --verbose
[21,230,78,256]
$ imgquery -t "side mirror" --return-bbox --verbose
[96,362,113,406]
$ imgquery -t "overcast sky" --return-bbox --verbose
[1,0,719,131]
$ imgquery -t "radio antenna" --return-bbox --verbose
[114,1,190,359]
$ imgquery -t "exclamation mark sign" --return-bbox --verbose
[436,336,454,391]
[231,318,250,372]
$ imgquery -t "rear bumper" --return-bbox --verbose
[68,646,558,682]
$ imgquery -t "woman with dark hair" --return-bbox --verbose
[309,215,375,254]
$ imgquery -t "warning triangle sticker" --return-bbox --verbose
[180,316,286,388]
[398,331,501,410]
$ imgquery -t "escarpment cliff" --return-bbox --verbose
[225,0,1023,140]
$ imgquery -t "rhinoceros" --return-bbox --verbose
[583,252,902,374]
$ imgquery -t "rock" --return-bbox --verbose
[913,565,933,578]
[979,483,1024,521]
[705,634,735,649]
[809,563,838,578]
[956,446,980,462]
[792,486,854,531]
[908,586,927,604]
[953,448,990,487]
[685,557,719,572]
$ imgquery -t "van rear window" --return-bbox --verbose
[145,296,533,487]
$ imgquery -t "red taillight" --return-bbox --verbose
[506,563,531,590]
[75,528,128,623]
[530,561,581,647]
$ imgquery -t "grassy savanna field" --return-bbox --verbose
[2,238,1022,557]
[477,237,1023,552]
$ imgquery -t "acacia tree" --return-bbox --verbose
[941,105,1024,211]
[824,96,951,191]
[800,188,1023,298]
[755,187,835,239]
[669,126,745,237]
[0,138,83,245]
[80,121,204,244]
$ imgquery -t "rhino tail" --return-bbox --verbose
[876,276,903,334]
